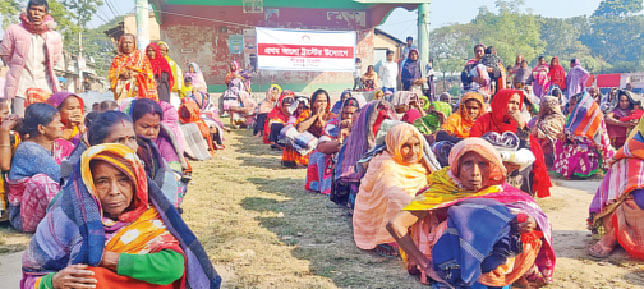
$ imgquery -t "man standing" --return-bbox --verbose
[400,36,417,63]
[0,0,63,116]
[461,44,488,92]
[379,50,397,94]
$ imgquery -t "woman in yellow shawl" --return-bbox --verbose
[108,34,157,101]
[353,123,429,255]
[440,92,485,138]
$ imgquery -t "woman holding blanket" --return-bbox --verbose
[388,138,555,287]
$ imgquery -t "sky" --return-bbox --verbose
[4,0,603,39]
[378,0,602,41]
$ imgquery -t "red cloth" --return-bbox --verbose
[401,108,422,124]
[372,109,390,137]
[263,91,294,143]
[548,56,566,90]
[87,267,179,289]
[469,90,551,197]
[470,90,524,137]
[620,110,644,122]
[146,43,175,89]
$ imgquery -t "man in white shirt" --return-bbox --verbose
[379,50,398,95]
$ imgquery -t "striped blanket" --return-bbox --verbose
[589,133,644,225]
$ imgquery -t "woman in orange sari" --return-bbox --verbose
[353,123,428,255]
[179,98,214,159]
[108,33,156,100]
[441,91,484,138]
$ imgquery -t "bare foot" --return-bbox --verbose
[588,241,613,258]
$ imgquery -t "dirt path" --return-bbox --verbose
[1,130,643,288]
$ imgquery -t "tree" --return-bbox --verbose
[0,0,20,29]
[61,0,104,28]
[593,0,643,17]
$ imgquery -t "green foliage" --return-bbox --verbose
[428,0,643,74]
[593,0,643,17]
[0,0,20,29]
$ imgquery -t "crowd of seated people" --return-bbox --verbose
[246,80,567,288]
[0,91,221,288]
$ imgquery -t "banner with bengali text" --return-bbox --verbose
[256,27,356,72]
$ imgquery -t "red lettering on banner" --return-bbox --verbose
[258,43,354,59]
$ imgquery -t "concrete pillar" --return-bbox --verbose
[417,2,431,67]
[136,0,150,49]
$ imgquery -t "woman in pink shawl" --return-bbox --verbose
[529,56,550,98]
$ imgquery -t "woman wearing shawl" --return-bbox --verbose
[441,92,484,138]
[331,100,396,205]
[401,50,423,92]
[7,104,71,232]
[548,57,566,91]
[606,90,635,149]
[21,143,221,289]
[528,56,550,99]
[46,91,84,141]
[353,123,429,255]
[146,43,174,103]
[360,65,378,92]
[157,41,183,105]
[224,62,244,88]
[178,98,214,160]
[124,99,188,207]
[255,84,281,137]
[185,63,207,92]
[553,92,615,179]
[282,97,311,168]
[531,95,566,167]
[305,97,360,194]
[263,91,295,144]
[108,34,156,101]
[331,91,352,114]
[297,89,336,138]
[470,90,552,198]
[388,138,555,287]
[588,116,644,259]
[565,59,590,101]
[0,100,19,221]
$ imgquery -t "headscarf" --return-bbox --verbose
[46,91,84,112]
[146,42,174,88]
[441,92,484,138]
[470,90,524,137]
[548,56,566,90]
[336,100,396,182]
[185,62,207,90]
[258,84,281,114]
[46,91,85,133]
[262,91,295,143]
[332,91,352,114]
[449,138,506,185]
[386,123,424,164]
[612,90,635,117]
[534,95,565,141]
[21,143,221,288]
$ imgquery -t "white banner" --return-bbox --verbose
[256,27,356,72]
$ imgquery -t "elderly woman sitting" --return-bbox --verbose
[352,123,429,256]
[21,143,220,289]
[387,138,555,287]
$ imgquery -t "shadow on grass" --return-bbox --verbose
[0,222,30,255]
[243,177,425,288]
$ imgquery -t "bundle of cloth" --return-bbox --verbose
[390,138,555,288]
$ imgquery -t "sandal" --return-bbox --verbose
[373,243,399,257]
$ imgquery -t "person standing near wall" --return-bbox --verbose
[379,50,398,94]
[0,0,63,116]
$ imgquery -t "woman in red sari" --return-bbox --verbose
[262,91,295,144]
[470,90,552,198]
[548,56,566,91]
[146,43,174,103]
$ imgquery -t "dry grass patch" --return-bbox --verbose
[184,129,426,289]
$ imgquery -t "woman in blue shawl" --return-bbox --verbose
[21,143,221,289]
[401,49,423,91]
